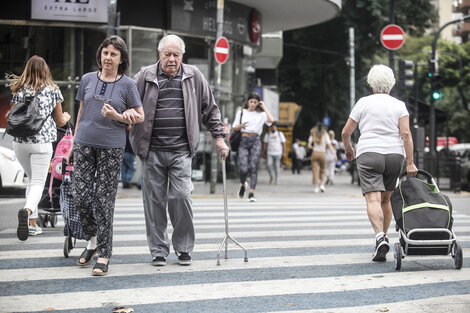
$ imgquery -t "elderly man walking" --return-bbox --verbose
[130,34,229,266]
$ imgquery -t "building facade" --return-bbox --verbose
[0,0,341,128]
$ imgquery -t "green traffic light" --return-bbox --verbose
[432,91,442,100]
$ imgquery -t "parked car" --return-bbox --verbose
[450,144,470,191]
[0,129,27,191]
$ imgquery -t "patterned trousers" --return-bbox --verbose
[238,135,262,190]
[72,143,124,258]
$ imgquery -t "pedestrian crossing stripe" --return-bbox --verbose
[0,198,468,312]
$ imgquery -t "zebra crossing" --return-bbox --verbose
[0,196,469,312]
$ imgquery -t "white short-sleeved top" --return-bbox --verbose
[349,93,409,157]
[232,109,271,136]
[308,133,331,153]
[263,130,286,155]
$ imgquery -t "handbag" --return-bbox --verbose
[6,86,47,138]
[229,110,244,152]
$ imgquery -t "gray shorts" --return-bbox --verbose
[356,152,404,195]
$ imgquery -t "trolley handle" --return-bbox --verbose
[398,169,439,192]
[399,169,433,180]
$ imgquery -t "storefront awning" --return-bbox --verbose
[234,0,341,32]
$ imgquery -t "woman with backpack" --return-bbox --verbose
[8,55,71,241]
[67,35,144,276]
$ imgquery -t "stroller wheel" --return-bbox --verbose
[453,241,463,270]
[394,242,402,270]
[63,236,73,258]
[37,214,46,228]
[50,215,58,228]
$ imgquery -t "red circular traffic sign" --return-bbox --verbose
[214,36,229,64]
[380,24,405,50]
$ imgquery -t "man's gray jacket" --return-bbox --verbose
[129,62,226,159]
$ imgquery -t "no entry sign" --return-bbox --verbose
[214,36,229,64]
[380,24,405,50]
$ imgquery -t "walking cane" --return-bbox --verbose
[216,150,248,266]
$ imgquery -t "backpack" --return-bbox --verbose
[49,128,74,200]
[6,86,47,138]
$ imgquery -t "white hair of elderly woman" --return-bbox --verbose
[367,64,396,94]
[158,34,186,54]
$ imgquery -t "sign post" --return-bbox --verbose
[380,24,405,50]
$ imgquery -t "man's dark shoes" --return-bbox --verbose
[122,182,131,189]
[248,192,256,202]
[152,256,167,266]
[372,235,390,262]
[17,209,29,241]
[77,248,98,266]
[176,252,192,265]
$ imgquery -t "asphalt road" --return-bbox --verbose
[0,170,469,312]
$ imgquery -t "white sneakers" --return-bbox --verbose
[29,226,43,236]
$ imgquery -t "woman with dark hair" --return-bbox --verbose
[232,92,274,202]
[67,35,144,276]
[8,55,71,241]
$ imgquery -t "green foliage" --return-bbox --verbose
[278,0,438,141]
[398,37,470,141]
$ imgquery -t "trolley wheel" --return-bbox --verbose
[63,236,73,258]
[43,214,50,228]
[37,214,45,228]
[50,215,58,228]
[394,242,402,271]
[453,241,463,270]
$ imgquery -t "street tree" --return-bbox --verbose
[278,0,437,140]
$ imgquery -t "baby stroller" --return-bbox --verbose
[391,169,463,270]
[60,159,87,258]
[37,126,73,228]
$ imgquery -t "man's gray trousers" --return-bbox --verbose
[141,150,195,258]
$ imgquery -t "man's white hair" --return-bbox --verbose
[158,34,186,54]
[367,64,396,93]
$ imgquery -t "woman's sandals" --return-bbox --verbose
[77,248,97,266]
[92,260,109,276]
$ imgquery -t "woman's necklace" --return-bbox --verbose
[93,71,118,103]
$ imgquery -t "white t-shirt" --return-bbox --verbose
[232,109,270,136]
[349,93,409,157]
[293,143,306,159]
[308,133,331,153]
[326,139,338,161]
[263,130,286,156]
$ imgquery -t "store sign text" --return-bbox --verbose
[31,0,107,23]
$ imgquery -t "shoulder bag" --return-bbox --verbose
[229,110,244,152]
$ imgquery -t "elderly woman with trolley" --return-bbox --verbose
[342,64,418,262]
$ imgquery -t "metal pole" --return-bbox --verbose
[107,0,118,36]
[349,27,355,112]
[210,0,225,194]
[413,63,418,127]
[388,0,395,85]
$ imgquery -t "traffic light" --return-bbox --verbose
[430,72,442,100]
[398,59,414,93]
